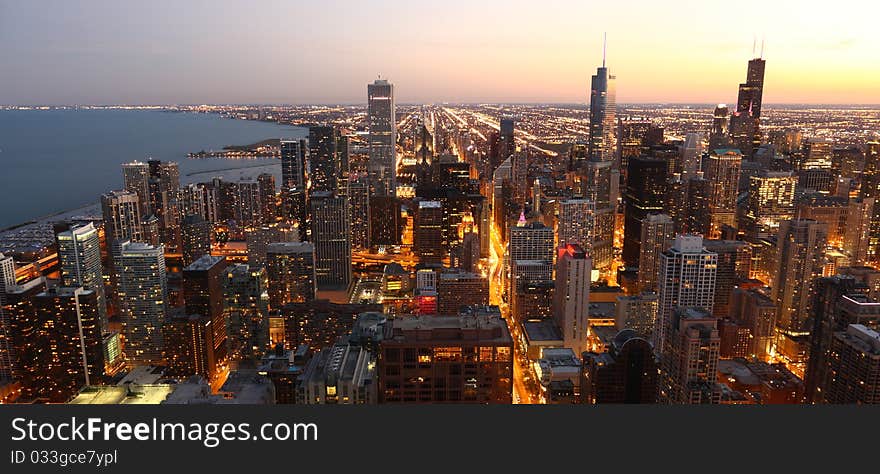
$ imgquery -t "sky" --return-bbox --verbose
[1,0,878,105]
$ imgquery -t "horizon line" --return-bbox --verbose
[4,102,880,108]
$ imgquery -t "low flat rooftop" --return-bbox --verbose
[523,319,563,343]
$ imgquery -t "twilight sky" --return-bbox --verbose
[1,0,877,105]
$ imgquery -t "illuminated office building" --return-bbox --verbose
[367,79,396,196]
[704,149,742,239]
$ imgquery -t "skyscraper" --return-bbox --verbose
[147,160,181,251]
[233,177,265,227]
[266,242,316,309]
[679,132,704,175]
[703,239,751,318]
[57,223,108,330]
[709,104,731,150]
[308,125,340,194]
[742,170,797,240]
[557,198,594,249]
[180,214,212,267]
[12,287,104,402]
[414,200,445,264]
[704,149,743,239]
[224,264,269,361]
[367,79,396,196]
[623,156,668,267]
[101,189,143,244]
[581,159,617,271]
[589,44,616,162]
[122,161,151,218]
[823,324,880,404]
[182,255,228,377]
[309,193,352,289]
[729,57,766,158]
[655,235,718,350]
[163,310,216,381]
[637,214,674,292]
[554,244,592,354]
[861,141,880,264]
[0,254,17,380]
[280,138,308,189]
[728,288,777,361]
[805,276,880,403]
[772,219,828,334]
[348,176,371,251]
[659,307,722,404]
[114,241,167,367]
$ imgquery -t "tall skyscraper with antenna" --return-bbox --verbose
[589,34,617,163]
[729,45,766,158]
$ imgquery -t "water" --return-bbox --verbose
[0,109,306,229]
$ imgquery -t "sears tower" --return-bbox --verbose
[588,36,616,162]
[729,55,766,158]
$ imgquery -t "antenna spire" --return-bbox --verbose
[760,38,765,59]
[602,32,607,68]
[752,36,756,57]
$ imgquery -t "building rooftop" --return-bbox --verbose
[68,384,175,405]
[523,319,563,343]
[386,312,511,345]
[184,254,225,271]
[266,241,314,253]
[842,324,880,355]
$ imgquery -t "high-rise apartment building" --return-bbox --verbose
[554,244,592,354]
[101,189,143,244]
[655,235,718,350]
[115,240,167,367]
[659,307,722,404]
[57,223,108,330]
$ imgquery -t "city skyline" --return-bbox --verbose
[1,1,878,105]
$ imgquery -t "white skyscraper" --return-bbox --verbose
[367,79,396,196]
[554,244,592,354]
[57,223,108,330]
[557,198,595,250]
[655,235,718,350]
[115,241,167,367]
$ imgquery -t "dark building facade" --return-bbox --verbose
[581,329,658,404]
